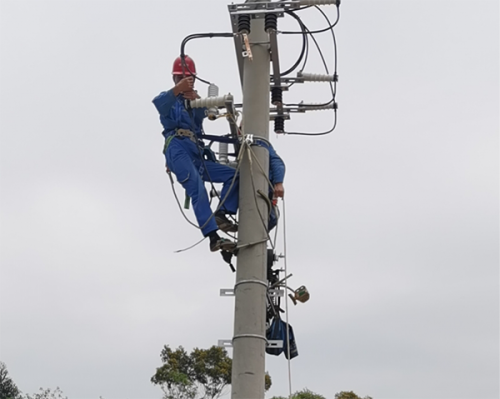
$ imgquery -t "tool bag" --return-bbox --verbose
[266,316,298,359]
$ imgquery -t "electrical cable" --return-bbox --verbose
[244,142,284,251]
[280,4,340,34]
[283,19,310,90]
[245,142,276,250]
[179,32,234,85]
[167,170,200,230]
[282,197,293,398]
[174,236,207,253]
[283,15,334,107]
[280,11,308,77]
[284,5,340,135]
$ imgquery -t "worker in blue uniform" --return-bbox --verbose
[251,138,285,231]
[238,120,285,230]
[152,56,238,252]
[267,143,285,231]
[219,140,285,270]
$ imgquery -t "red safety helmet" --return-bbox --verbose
[172,55,196,76]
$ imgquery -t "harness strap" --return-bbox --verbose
[163,129,197,154]
[163,135,175,153]
[175,128,197,143]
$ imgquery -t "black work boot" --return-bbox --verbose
[210,237,237,252]
[208,231,237,252]
[215,211,238,233]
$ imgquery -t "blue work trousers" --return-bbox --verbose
[165,137,239,237]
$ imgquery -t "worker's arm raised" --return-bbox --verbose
[152,77,196,117]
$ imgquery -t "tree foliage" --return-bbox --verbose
[270,388,325,399]
[21,387,68,399]
[335,391,373,399]
[0,362,20,399]
[293,388,326,399]
[271,389,372,399]
[152,345,272,399]
[152,345,231,399]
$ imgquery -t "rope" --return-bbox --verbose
[167,170,199,229]
[245,143,275,250]
[283,197,293,398]
[174,236,207,253]
[245,143,282,250]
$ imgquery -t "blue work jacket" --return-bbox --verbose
[152,89,206,138]
[269,145,285,185]
[254,139,285,185]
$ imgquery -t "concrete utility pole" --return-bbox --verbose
[231,3,271,399]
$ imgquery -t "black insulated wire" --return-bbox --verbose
[280,11,307,77]
[283,18,335,108]
[280,4,340,35]
[179,32,234,85]
[284,5,341,135]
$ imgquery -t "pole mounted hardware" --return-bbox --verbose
[297,71,337,82]
[218,338,283,349]
[206,83,220,120]
[189,94,234,109]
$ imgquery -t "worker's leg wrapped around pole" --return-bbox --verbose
[202,161,239,215]
[165,139,218,236]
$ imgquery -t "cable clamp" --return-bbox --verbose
[242,33,253,60]
[233,334,268,343]
[234,279,268,290]
[218,337,282,348]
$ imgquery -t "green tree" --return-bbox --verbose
[20,387,68,399]
[152,345,272,399]
[190,346,231,399]
[0,362,20,399]
[293,388,326,399]
[335,391,373,399]
[271,389,373,399]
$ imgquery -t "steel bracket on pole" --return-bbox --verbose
[221,287,282,297]
[228,1,300,17]
[217,339,283,349]
[269,112,290,121]
[220,288,235,297]
[228,1,297,88]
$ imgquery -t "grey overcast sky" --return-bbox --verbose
[0,1,498,399]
